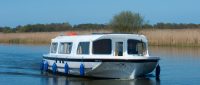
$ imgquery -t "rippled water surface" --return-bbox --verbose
[0,44,200,85]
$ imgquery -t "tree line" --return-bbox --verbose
[1,22,200,33]
[143,23,200,29]
[0,11,200,33]
[0,23,108,33]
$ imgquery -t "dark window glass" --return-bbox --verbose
[77,42,90,54]
[93,39,111,54]
[128,39,146,55]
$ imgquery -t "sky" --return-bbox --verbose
[0,0,200,27]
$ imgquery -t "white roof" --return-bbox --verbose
[52,34,148,42]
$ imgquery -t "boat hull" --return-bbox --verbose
[86,62,158,79]
[43,57,158,79]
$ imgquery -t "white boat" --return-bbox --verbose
[42,33,160,79]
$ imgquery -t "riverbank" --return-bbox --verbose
[0,29,200,47]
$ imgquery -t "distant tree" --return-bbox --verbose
[73,23,106,30]
[153,22,200,29]
[15,22,72,32]
[109,11,144,33]
[1,27,13,33]
[142,23,153,29]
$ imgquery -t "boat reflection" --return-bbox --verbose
[40,75,160,85]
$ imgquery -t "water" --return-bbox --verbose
[0,44,200,85]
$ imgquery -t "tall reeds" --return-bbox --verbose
[0,29,111,44]
[140,29,200,47]
[0,29,200,47]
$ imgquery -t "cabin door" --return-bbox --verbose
[115,42,123,56]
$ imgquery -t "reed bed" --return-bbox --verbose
[0,32,57,44]
[0,29,200,47]
[140,29,200,47]
[0,29,111,44]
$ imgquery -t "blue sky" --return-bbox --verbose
[0,0,200,27]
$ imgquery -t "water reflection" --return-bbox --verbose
[40,75,160,85]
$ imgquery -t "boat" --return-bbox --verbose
[41,33,160,79]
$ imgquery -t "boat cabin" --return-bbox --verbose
[49,34,149,57]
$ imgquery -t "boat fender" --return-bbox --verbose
[44,61,49,72]
[40,60,44,71]
[156,64,160,78]
[80,63,85,76]
[52,63,57,74]
[64,63,69,75]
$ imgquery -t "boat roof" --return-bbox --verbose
[52,34,148,42]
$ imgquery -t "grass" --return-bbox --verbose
[0,29,200,47]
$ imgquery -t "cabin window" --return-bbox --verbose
[77,42,90,54]
[115,42,123,56]
[50,42,58,53]
[59,42,72,54]
[93,39,111,54]
[128,39,146,55]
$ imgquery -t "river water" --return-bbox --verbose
[0,44,200,85]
